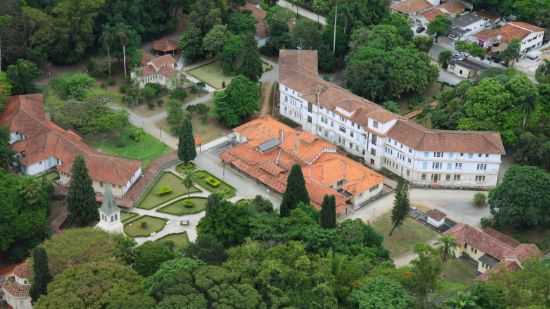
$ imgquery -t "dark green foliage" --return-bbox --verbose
[438,50,453,69]
[166,99,183,134]
[0,170,50,261]
[410,244,442,306]
[132,241,176,277]
[500,39,521,66]
[350,276,413,309]
[184,233,228,264]
[489,165,550,229]
[30,246,51,301]
[237,36,263,81]
[390,179,410,236]
[455,40,487,59]
[413,35,433,52]
[66,155,98,226]
[536,60,550,84]
[177,117,196,163]
[0,127,14,169]
[280,164,309,217]
[197,194,251,247]
[214,75,260,127]
[228,11,256,35]
[50,73,96,100]
[179,24,205,61]
[427,16,451,39]
[320,195,336,229]
[6,59,40,94]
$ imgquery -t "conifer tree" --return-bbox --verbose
[390,179,410,236]
[30,246,51,301]
[280,164,309,217]
[177,117,197,163]
[320,195,336,229]
[66,155,98,226]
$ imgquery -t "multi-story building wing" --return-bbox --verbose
[278,50,505,189]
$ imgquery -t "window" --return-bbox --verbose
[460,153,464,157]
[424,152,429,157]
[455,163,463,169]
[447,163,452,170]
[485,154,489,158]
[476,163,487,171]
[371,148,376,156]
[307,116,312,123]
[422,162,428,169]
[468,153,474,159]
[339,126,346,133]
[421,174,427,180]
[433,162,442,169]
[475,175,486,183]
[371,135,377,145]
[454,174,461,181]
[308,102,313,112]
[478,153,482,157]
[406,170,410,176]
[373,120,379,128]
[446,174,451,181]
[434,152,443,158]
[370,159,375,165]
[350,131,354,138]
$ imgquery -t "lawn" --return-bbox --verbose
[124,216,167,238]
[137,173,200,210]
[41,170,60,182]
[187,61,235,89]
[157,197,208,216]
[130,91,208,118]
[192,170,236,199]
[440,257,478,284]
[175,162,197,174]
[90,127,170,167]
[371,212,439,258]
[156,232,190,250]
[121,211,138,223]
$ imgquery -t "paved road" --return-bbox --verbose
[277,0,327,25]
[347,188,490,227]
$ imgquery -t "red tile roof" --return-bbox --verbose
[445,223,542,262]
[476,22,545,44]
[422,8,446,22]
[426,209,446,221]
[436,0,465,14]
[391,0,433,14]
[279,50,505,155]
[12,262,31,279]
[0,95,141,187]
[152,39,178,53]
[222,116,383,214]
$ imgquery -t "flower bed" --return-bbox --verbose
[124,216,167,238]
[157,197,208,216]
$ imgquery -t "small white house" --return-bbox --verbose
[131,55,179,89]
[447,59,489,79]
[96,185,123,234]
[426,209,447,228]
[1,262,32,309]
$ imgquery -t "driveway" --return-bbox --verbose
[347,188,490,227]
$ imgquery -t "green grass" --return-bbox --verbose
[121,211,138,223]
[440,258,477,284]
[157,197,208,216]
[371,212,438,258]
[90,127,170,168]
[124,216,167,238]
[156,232,190,250]
[41,170,60,182]
[137,173,201,210]
[187,61,235,89]
[192,170,236,199]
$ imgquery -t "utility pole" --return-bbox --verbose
[333,4,338,55]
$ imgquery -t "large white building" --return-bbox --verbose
[278,50,505,189]
[473,22,545,54]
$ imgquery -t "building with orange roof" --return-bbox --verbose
[0,95,142,198]
[0,261,32,309]
[152,38,178,55]
[131,54,180,89]
[472,21,544,54]
[445,223,542,276]
[221,116,384,215]
[279,49,505,189]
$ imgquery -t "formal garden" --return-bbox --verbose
[120,162,237,245]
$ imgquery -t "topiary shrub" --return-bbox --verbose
[473,192,487,208]
[156,186,173,196]
[183,200,194,208]
[140,221,148,229]
[206,177,221,188]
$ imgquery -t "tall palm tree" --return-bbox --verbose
[521,94,536,129]
[0,15,13,72]
[436,235,457,263]
[115,24,130,79]
[100,25,115,77]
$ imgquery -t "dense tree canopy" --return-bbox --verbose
[0,170,50,261]
[489,165,550,229]
[214,75,260,127]
[6,59,40,94]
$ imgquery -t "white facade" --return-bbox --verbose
[519,30,544,54]
[1,275,32,309]
[279,83,502,189]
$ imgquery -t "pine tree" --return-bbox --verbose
[177,117,197,163]
[280,164,309,217]
[320,195,336,229]
[66,155,98,226]
[390,179,410,236]
[30,246,51,301]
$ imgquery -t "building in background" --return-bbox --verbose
[472,21,545,54]
[0,261,32,309]
[278,49,505,189]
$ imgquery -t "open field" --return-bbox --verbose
[187,61,235,89]
[89,127,170,167]
[371,212,439,258]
